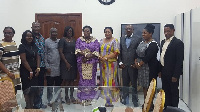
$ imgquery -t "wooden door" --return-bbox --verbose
[35,13,82,86]
[35,13,82,39]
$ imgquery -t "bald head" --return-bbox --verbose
[31,22,41,34]
[50,27,58,39]
[32,21,40,26]
[125,24,134,37]
[50,27,57,32]
[126,25,133,29]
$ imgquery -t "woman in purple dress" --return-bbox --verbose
[75,25,100,105]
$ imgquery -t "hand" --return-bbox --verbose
[66,62,71,71]
[172,77,177,82]
[134,59,140,69]
[46,68,51,75]
[130,64,136,68]
[158,72,161,78]
[119,64,125,69]
[35,69,40,77]
[7,72,15,79]
[135,63,140,69]
[99,56,106,63]
[85,53,93,59]
[29,72,33,79]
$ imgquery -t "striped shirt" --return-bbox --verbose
[0,40,20,85]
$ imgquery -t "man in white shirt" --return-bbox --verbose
[159,24,184,108]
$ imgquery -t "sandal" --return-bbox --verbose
[81,100,92,106]
[76,99,82,104]
[59,103,64,112]
[105,103,114,107]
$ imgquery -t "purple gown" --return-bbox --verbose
[75,37,100,100]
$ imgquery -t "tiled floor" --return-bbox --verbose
[16,88,191,112]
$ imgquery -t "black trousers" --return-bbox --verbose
[38,67,46,86]
[161,71,180,107]
[46,76,62,102]
[34,67,46,108]
[46,76,62,86]
[121,66,138,104]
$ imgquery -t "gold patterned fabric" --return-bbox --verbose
[0,78,17,112]
[0,40,20,86]
[24,109,45,112]
[79,36,96,44]
[143,78,156,112]
[75,48,81,55]
[92,51,99,57]
[82,48,91,54]
[82,63,93,79]
[153,90,165,112]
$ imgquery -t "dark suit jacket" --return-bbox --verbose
[160,37,184,78]
[118,34,142,66]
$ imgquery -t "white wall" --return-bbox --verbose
[174,7,200,112]
[0,0,199,46]
[1,1,200,110]
[184,0,200,11]
[189,8,200,112]
[183,10,191,106]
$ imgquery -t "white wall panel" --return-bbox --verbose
[190,8,200,112]
[175,13,185,101]
[182,11,191,106]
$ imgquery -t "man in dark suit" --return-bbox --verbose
[159,24,184,108]
[118,25,142,107]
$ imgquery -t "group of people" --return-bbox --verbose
[0,22,184,110]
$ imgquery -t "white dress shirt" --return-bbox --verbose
[160,36,174,66]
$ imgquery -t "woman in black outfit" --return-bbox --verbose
[19,30,40,109]
[58,26,77,104]
[135,24,159,110]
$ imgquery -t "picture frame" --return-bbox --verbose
[121,23,160,45]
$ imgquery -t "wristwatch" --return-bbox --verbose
[119,62,123,65]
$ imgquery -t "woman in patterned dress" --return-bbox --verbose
[99,27,120,107]
[135,24,159,107]
[75,25,100,105]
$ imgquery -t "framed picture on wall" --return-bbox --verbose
[121,23,160,45]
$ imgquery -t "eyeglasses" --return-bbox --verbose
[84,30,90,33]
[4,32,13,35]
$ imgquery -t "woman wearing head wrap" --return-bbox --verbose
[135,24,159,109]
[75,25,100,105]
